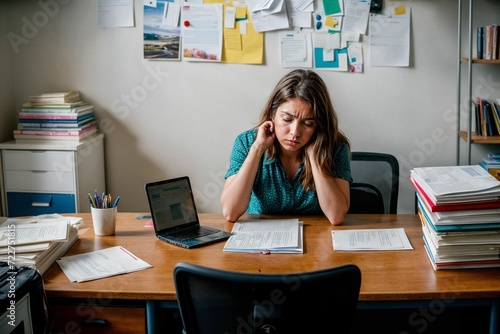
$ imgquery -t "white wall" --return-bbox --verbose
[3,0,499,215]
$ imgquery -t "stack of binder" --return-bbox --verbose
[14,90,98,141]
[410,165,500,270]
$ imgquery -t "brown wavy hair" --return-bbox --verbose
[257,69,350,191]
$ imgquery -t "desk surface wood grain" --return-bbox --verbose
[43,213,500,302]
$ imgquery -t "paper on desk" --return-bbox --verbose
[57,246,153,282]
[0,219,70,247]
[224,219,303,253]
[332,228,413,251]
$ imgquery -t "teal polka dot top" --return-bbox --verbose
[224,129,352,215]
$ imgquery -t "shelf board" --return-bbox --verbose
[459,131,500,144]
[461,57,500,64]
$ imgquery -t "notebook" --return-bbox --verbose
[144,176,231,249]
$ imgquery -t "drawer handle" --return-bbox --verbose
[31,201,50,207]
[29,195,52,207]
[81,318,109,327]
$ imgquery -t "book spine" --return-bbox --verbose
[14,128,97,141]
[477,26,483,59]
[493,25,498,60]
[486,25,493,60]
[18,114,79,120]
[20,104,93,113]
[13,123,96,136]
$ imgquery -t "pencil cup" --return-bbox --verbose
[91,206,117,236]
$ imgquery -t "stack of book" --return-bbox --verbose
[480,152,500,180]
[410,165,500,270]
[0,215,81,275]
[14,90,98,141]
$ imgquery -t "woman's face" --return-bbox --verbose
[272,98,317,153]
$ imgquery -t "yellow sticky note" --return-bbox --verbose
[325,16,338,28]
[235,6,246,19]
[394,5,406,15]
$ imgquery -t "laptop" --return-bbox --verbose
[145,176,231,249]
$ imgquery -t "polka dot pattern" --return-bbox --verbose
[224,129,352,215]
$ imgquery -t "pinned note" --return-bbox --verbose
[325,16,338,28]
[394,5,406,16]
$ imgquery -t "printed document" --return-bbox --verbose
[224,219,303,253]
[369,8,410,67]
[332,228,413,251]
[57,246,153,282]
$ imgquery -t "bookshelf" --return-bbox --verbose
[457,0,500,165]
[459,131,500,144]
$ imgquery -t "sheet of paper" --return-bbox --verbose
[348,42,363,72]
[57,246,153,282]
[97,0,135,28]
[411,165,500,197]
[280,31,313,68]
[0,220,70,247]
[313,32,348,71]
[223,219,303,253]
[369,9,410,67]
[181,3,223,61]
[342,0,371,36]
[246,0,290,32]
[332,228,413,251]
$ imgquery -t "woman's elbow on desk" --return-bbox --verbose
[325,210,347,226]
[221,208,243,223]
[328,215,345,226]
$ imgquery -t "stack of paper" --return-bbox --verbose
[223,218,303,253]
[0,215,82,275]
[410,165,500,270]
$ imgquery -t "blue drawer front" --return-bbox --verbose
[6,192,76,217]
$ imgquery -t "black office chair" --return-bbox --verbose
[174,262,362,334]
[348,152,399,214]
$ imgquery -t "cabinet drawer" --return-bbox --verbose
[50,305,146,334]
[4,170,74,192]
[3,150,74,172]
[6,192,75,217]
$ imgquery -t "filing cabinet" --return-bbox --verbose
[0,133,105,217]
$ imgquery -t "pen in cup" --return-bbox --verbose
[88,192,120,208]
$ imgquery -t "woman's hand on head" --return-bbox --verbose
[255,121,276,149]
[305,135,317,158]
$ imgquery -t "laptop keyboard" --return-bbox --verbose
[171,227,217,241]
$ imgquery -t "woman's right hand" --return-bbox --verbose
[255,121,275,149]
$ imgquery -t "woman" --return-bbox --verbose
[220,69,351,225]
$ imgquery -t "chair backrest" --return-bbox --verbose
[174,262,362,334]
[348,152,399,214]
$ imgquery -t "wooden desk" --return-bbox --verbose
[43,213,500,334]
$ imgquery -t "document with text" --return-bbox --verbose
[332,228,413,251]
[223,219,303,253]
[57,246,153,282]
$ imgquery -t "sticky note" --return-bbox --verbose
[325,16,338,28]
[394,5,406,16]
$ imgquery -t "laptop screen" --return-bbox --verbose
[146,177,199,231]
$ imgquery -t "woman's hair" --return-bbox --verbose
[257,69,350,191]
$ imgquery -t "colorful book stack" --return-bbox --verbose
[480,152,500,181]
[14,90,98,141]
[410,165,500,270]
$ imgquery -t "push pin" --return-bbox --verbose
[184,21,190,27]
